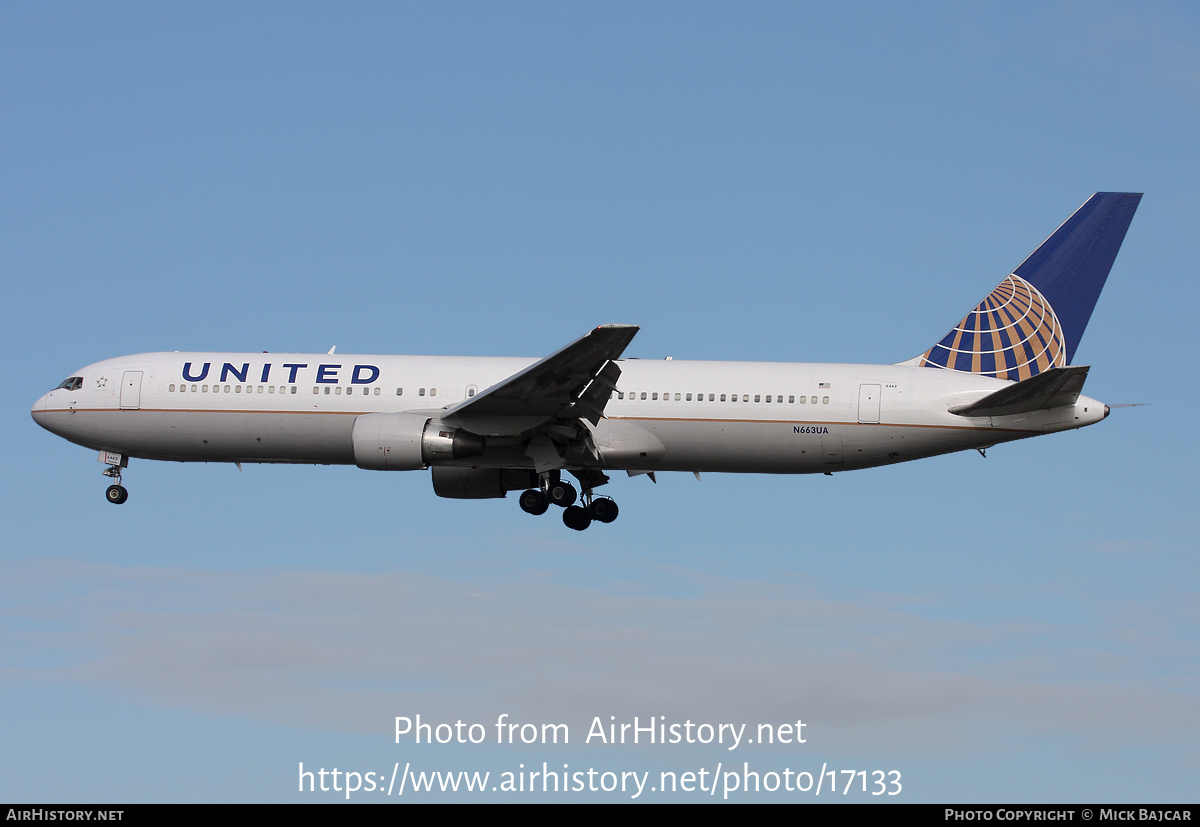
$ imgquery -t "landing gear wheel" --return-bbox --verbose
[562,505,591,531]
[518,488,549,515]
[548,480,577,508]
[106,485,128,505]
[588,497,618,523]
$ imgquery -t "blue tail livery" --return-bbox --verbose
[916,192,1142,380]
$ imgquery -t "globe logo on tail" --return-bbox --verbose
[919,274,1066,381]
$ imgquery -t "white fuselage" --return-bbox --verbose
[31,351,1107,475]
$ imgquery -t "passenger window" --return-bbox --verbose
[335,387,342,395]
[257,386,263,393]
[291,386,297,394]
[235,386,242,394]
[652,393,658,400]
[776,395,782,403]
[640,392,646,400]
[419,388,426,396]
[202,385,208,393]
[374,387,380,396]
[430,388,436,397]
[720,394,726,402]
[313,387,319,394]
[325,387,331,395]
[742,394,749,402]
[467,388,475,397]
[396,388,403,396]
[224,385,231,393]
[708,394,714,401]
[755,395,761,402]
[788,395,794,403]
[674,393,681,401]
[169,384,176,392]
[618,392,624,400]
[765,394,770,403]
[686,393,692,401]
[823,396,829,404]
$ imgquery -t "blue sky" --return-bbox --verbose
[2,1,1198,802]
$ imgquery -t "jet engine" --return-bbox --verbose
[352,412,485,471]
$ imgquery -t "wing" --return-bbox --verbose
[440,324,639,436]
[950,365,1090,417]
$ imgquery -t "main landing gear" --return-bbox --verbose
[518,471,618,530]
[102,464,128,505]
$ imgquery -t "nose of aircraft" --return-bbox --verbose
[31,393,48,427]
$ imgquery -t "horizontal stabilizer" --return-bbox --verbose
[950,366,1090,417]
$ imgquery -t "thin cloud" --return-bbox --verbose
[4,559,1198,758]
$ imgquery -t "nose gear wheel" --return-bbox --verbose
[102,463,129,504]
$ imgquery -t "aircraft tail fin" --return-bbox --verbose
[913,192,1141,380]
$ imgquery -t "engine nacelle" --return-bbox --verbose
[352,413,485,471]
[431,467,539,499]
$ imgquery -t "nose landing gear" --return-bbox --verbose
[102,464,128,505]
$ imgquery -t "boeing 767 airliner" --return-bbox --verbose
[31,193,1141,530]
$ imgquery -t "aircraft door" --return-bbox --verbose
[120,371,143,410]
[858,384,881,423]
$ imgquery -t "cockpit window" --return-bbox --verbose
[55,377,83,391]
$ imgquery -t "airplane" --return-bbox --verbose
[31,192,1141,530]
